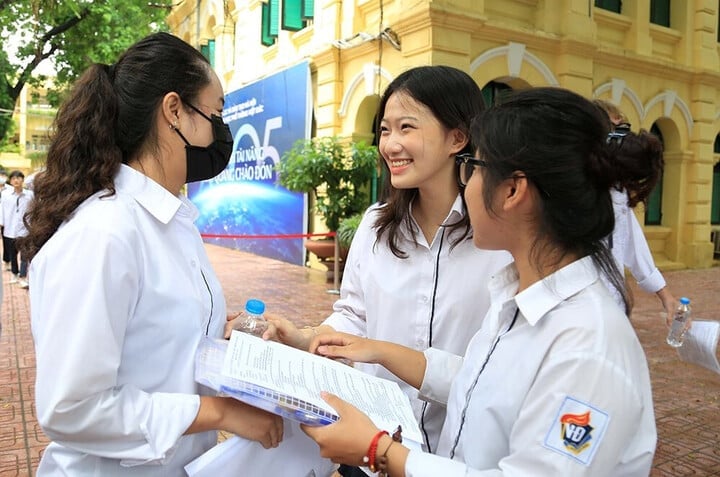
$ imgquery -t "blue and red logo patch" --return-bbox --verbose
[544,396,609,466]
[560,411,594,454]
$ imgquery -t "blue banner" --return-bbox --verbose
[188,62,310,265]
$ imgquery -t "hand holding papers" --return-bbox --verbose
[195,331,423,445]
[675,320,720,375]
[185,421,338,477]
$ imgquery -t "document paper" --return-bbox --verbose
[185,421,337,477]
[676,320,720,375]
[222,330,423,444]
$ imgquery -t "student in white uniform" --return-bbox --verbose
[20,33,283,476]
[0,170,33,288]
[301,87,656,476]
[593,99,677,318]
[262,66,511,463]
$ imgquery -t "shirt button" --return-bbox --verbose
[190,260,197,267]
[422,296,429,303]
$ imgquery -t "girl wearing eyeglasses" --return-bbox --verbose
[264,66,511,465]
[302,87,656,476]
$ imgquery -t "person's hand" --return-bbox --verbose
[224,311,279,341]
[265,315,312,349]
[658,290,676,327]
[220,397,284,449]
[224,311,244,339]
[309,332,382,364]
[301,392,379,465]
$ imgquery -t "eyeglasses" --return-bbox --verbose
[456,153,551,197]
[455,153,487,187]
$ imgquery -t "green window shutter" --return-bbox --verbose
[269,0,279,36]
[200,41,216,68]
[712,162,720,225]
[282,0,305,31]
[207,39,215,68]
[650,0,670,27]
[645,175,663,225]
[302,0,314,19]
[481,81,513,107]
[261,1,277,46]
[645,124,664,225]
[594,0,622,13]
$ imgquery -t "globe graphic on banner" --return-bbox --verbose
[191,180,305,265]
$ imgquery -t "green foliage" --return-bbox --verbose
[0,118,17,151]
[28,151,47,169]
[276,137,378,232]
[0,0,172,142]
[337,212,363,249]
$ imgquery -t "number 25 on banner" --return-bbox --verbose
[233,116,283,166]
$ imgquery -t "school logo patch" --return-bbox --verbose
[543,396,609,466]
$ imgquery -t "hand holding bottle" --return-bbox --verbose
[666,297,692,347]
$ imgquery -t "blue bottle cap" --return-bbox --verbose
[245,298,266,315]
[679,297,690,305]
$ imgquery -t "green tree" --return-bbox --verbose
[0,0,173,143]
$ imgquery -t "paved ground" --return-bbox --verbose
[1,243,719,476]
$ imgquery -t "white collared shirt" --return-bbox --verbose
[323,197,511,451]
[408,256,656,476]
[0,187,34,238]
[604,189,666,308]
[30,165,226,476]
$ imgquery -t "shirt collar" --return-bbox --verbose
[113,165,195,224]
[403,193,465,241]
[489,255,600,326]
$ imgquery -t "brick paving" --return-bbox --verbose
[0,243,718,476]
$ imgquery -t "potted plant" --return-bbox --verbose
[276,136,377,264]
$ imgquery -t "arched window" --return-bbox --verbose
[645,123,664,225]
[481,81,512,107]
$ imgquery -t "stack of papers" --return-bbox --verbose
[195,331,423,442]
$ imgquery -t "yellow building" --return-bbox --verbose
[0,83,55,175]
[169,0,720,269]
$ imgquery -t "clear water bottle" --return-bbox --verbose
[239,298,268,337]
[666,297,691,347]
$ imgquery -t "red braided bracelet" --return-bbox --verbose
[363,430,388,472]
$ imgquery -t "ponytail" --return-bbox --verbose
[607,130,664,207]
[19,32,211,261]
[20,64,122,261]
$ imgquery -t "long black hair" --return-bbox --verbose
[374,65,484,257]
[20,33,212,261]
[471,87,661,313]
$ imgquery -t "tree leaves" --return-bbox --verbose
[0,0,172,142]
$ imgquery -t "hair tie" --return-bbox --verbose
[105,63,116,80]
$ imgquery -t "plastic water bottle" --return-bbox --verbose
[666,297,691,347]
[239,298,268,337]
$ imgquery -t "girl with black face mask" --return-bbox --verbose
[19,32,283,476]
[172,102,233,183]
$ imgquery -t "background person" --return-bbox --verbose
[593,99,678,321]
[301,87,656,476]
[259,66,511,467]
[19,32,282,476]
[0,170,32,288]
[0,170,11,270]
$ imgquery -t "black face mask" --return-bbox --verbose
[174,103,233,183]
